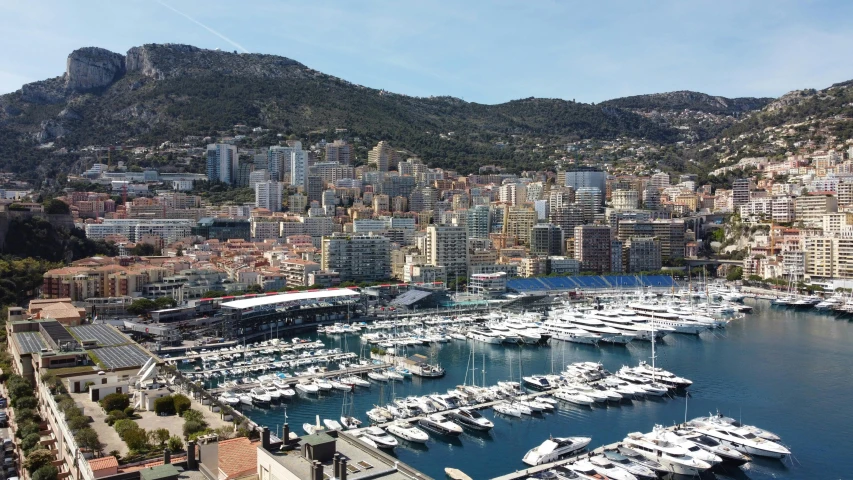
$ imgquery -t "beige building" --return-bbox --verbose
[425,225,469,281]
[367,141,395,172]
[795,195,838,227]
[503,206,538,245]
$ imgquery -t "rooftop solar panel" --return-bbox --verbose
[95,345,152,369]
[69,324,130,346]
[14,332,46,354]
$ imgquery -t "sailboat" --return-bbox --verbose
[340,387,362,429]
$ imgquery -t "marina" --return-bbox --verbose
[174,297,852,479]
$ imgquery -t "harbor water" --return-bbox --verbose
[232,300,852,479]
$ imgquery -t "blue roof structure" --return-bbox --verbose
[507,274,676,293]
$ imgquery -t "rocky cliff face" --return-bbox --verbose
[65,47,125,91]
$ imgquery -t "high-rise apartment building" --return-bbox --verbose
[549,205,585,238]
[206,144,238,184]
[616,220,686,260]
[626,237,662,273]
[732,178,751,208]
[574,225,612,273]
[611,189,639,210]
[321,233,391,282]
[530,223,564,256]
[575,187,603,222]
[794,194,838,227]
[467,205,491,239]
[368,141,395,172]
[254,181,284,212]
[325,140,351,165]
[290,149,310,188]
[565,167,606,205]
[503,206,538,245]
[426,225,469,280]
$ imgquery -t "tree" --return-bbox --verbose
[126,299,156,315]
[8,376,33,400]
[130,243,160,256]
[75,428,103,455]
[154,296,177,309]
[67,415,90,431]
[726,266,743,282]
[173,394,191,415]
[32,465,59,480]
[43,199,71,215]
[152,428,171,447]
[113,419,139,437]
[24,449,55,473]
[100,393,130,412]
[13,396,37,409]
[154,396,176,415]
[168,436,184,452]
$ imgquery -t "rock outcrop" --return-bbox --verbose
[65,47,125,92]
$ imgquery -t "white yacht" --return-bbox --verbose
[522,375,555,391]
[385,421,429,443]
[541,321,602,345]
[262,384,282,402]
[467,327,505,344]
[322,419,343,431]
[569,458,636,480]
[590,310,665,341]
[341,375,370,387]
[602,450,659,480]
[367,371,389,382]
[314,378,333,391]
[249,388,272,407]
[487,324,522,344]
[360,426,398,449]
[218,392,241,406]
[564,313,634,344]
[624,362,692,389]
[340,415,362,430]
[493,401,522,417]
[522,436,592,466]
[418,413,463,436]
[622,432,712,476]
[650,426,722,466]
[449,407,494,431]
[689,413,781,441]
[626,304,709,334]
[554,388,595,406]
[503,319,547,344]
[692,424,790,459]
[295,379,319,394]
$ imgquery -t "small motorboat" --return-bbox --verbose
[368,371,389,382]
[493,401,522,417]
[323,419,344,431]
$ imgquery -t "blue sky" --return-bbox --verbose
[1,0,852,104]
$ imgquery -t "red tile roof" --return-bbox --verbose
[218,438,258,480]
[89,456,119,471]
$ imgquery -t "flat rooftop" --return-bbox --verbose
[263,432,426,480]
[221,289,360,310]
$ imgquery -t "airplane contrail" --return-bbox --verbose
[154,0,249,53]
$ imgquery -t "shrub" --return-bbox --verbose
[16,421,40,439]
[14,396,37,410]
[123,406,135,417]
[122,428,150,452]
[100,393,130,413]
[113,419,139,437]
[16,407,40,423]
[24,448,54,473]
[187,428,214,442]
[20,432,42,453]
[173,394,191,415]
[181,409,205,424]
[167,436,184,452]
[153,396,175,415]
[32,465,59,480]
[182,420,206,438]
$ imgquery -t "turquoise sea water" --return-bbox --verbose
[223,300,852,479]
